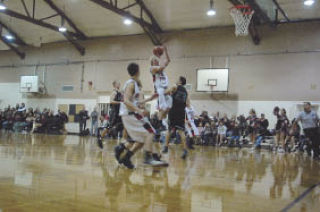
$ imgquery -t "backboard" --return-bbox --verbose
[255,0,277,22]
[196,68,229,92]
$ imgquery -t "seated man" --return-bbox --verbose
[13,111,27,132]
[228,121,241,147]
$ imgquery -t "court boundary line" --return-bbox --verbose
[281,181,320,212]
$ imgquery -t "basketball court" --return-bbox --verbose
[0,0,320,211]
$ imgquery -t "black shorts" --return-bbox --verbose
[110,114,122,127]
[169,114,185,131]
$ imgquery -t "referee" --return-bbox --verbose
[296,102,320,160]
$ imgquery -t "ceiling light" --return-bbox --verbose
[304,0,315,6]
[58,26,67,32]
[207,9,216,16]
[123,18,133,25]
[0,2,6,10]
[5,34,14,40]
[207,0,216,16]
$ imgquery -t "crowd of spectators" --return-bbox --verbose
[2,102,319,159]
[150,104,318,157]
[0,103,68,134]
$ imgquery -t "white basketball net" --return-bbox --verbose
[230,6,254,36]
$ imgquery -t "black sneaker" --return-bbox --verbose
[122,158,134,169]
[114,144,125,163]
[152,153,169,167]
[181,150,188,160]
[97,137,103,149]
[162,146,168,153]
[119,151,134,169]
[152,153,161,161]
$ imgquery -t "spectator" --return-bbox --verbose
[287,119,300,152]
[202,122,213,145]
[217,120,227,146]
[228,121,241,147]
[13,110,27,132]
[90,107,99,136]
[260,113,269,134]
[277,109,289,153]
[247,109,258,143]
[18,103,26,112]
[213,112,220,122]
[58,110,69,134]
[25,108,34,131]
[200,111,210,126]
[295,102,320,160]
[78,107,89,135]
[237,114,247,139]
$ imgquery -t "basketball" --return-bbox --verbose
[153,46,164,57]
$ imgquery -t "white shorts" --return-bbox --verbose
[121,115,153,143]
[156,87,172,111]
[186,120,199,137]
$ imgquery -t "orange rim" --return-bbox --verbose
[230,5,254,15]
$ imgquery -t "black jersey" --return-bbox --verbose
[169,85,188,130]
[110,90,122,114]
[171,85,187,111]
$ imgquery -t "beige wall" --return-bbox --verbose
[0,22,319,101]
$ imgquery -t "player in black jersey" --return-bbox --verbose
[97,80,123,149]
[162,76,190,159]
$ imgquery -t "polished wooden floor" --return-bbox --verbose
[0,132,320,212]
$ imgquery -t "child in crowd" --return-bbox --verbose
[217,121,227,146]
[202,122,213,145]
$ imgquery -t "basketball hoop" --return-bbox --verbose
[230,5,254,36]
[208,84,216,93]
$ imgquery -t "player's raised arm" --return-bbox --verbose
[150,46,170,75]
[162,45,171,68]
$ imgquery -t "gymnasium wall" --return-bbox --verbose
[0,22,319,130]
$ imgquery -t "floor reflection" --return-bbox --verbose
[0,132,319,211]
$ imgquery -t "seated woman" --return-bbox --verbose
[13,111,27,132]
[286,119,300,152]
[25,108,34,131]
[202,122,213,146]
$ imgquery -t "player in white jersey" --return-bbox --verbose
[150,46,172,129]
[185,106,200,138]
[185,106,199,149]
[114,63,168,169]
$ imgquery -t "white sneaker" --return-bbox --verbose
[144,159,168,167]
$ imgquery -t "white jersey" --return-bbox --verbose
[185,106,196,122]
[119,79,140,116]
[185,106,199,137]
[150,66,169,90]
